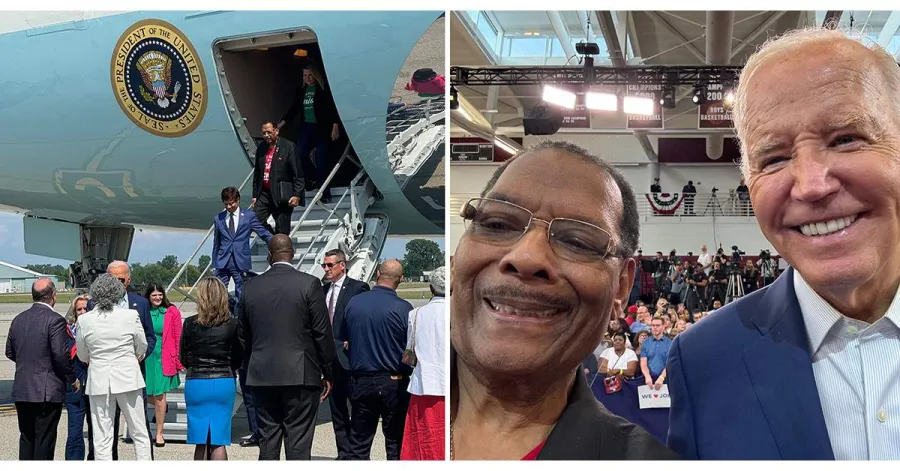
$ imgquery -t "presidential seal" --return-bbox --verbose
[111,19,207,138]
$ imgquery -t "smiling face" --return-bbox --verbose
[742,39,900,305]
[450,149,634,379]
[149,290,164,307]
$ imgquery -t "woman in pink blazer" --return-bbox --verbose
[143,283,184,447]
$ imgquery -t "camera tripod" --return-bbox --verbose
[685,284,708,312]
[758,259,776,286]
[702,192,725,217]
[726,271,745,303]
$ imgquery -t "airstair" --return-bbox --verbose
[158,146,389,441]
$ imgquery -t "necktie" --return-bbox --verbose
[229,213,236,234]
[328,285,337,324]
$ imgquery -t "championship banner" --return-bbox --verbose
[559,85,590,128]
[698,82,733,129]
[626,84,664,129]
[645,193,684,215]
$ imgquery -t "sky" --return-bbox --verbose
[0,212,443,268]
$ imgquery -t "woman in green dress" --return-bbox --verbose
[143,282,184,447]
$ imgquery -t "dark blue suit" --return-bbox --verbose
[666,268,834,460]
[212,209,273,301]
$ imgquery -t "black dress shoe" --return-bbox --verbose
[154,441,165,448]
[240,436,259,447]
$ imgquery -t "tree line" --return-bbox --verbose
[27,238,444,289]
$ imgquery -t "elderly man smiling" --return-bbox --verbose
[667,28,900,460]
[449,140,678,460]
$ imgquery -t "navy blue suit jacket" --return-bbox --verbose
[212,209,273,272]
[5,303,74,403]
[666,268,834,460]
[87,292,154,359]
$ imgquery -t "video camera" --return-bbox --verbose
[711,187,719,194]
[759,249,772,261]
[726,245,745,274]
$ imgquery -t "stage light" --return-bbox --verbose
[624,95,655,115]
[722,83,736,110]
[660,86,676,109]
[450,87,459,110]
[692,84,707,105]
[585,91,617,111]
[542,85,577,109]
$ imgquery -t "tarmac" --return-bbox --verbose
[0,299,430,460]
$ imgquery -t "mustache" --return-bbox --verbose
[480,284,571,310]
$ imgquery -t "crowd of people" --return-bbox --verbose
[6,246,446,461]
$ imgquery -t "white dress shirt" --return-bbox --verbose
[223,209,240,232]
[406,297,445,397]
[794,272,900,460]
[327,274,346,307]
[697,252,714,274]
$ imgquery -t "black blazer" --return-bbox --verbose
[252,136,305,207]
[237,263,335,387]
[5,304,74,403]
[322,276,370,370]
[180,316,242,380]
[281,84,339,139]
[538,373,680,460]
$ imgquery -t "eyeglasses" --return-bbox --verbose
[321,262,343,269]
[459,198,620,263]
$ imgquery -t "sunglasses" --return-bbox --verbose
[460,198,620,263]
[321,262,343,269]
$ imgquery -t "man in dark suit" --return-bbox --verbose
[237,234,335,460]
[321,248,369,459]
[213,186,273,302]
[339,259,413,460]
[251,121,304,235]
[103,260,155,460]
[6,278,76,460]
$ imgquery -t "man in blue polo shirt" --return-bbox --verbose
[339,259,413,460]
[639,317,673,389]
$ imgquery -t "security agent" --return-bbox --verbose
[339,260,414,460]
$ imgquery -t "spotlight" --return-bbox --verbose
[450,87,459,110]
[542,85,577,109]
[659,86,676,109]
[575,42,601,56]
[624,95,655,115]
[692,84,707,105]
[722,83,736,110]
[585,91,618,111]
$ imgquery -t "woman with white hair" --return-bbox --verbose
[400,267,447,460]
[75,274,151,460]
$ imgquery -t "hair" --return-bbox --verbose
[107,260,130,276]
[143,282,172,309]
[268,234,295,263]
[429,266,446,297]
[31,278,56,303]
[194,278,232,327]
[221,187,240,203]
[303,64,326,89]
[262,120,277,129]
[89,274,126,312]
[479,140,639,257]
[733,27,900,181]
[611,332,627,343]
[323,249,346,263]
[65,295,90,324]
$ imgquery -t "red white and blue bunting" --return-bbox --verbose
[646,193,684,215]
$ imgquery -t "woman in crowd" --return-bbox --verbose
[75,274,151,460]
[64,295,93,460]
[597,333,638,378]
[633,330,651,357]
[400,268,446,460]
[278,64,340,202]
[179,278,242,461]
[143,282,184,447]
[606,317,632,348]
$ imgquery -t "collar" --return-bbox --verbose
[34,302,54,311]
[794,271,900,356]
[373,285,398,294]
[272,261,294,269]
[331,274,346,288]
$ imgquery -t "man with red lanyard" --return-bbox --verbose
[251,121,304,235]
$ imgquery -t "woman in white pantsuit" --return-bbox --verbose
[75,274,152,460]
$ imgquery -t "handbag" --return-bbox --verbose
[401,308,420,367]
[603,354,626,394]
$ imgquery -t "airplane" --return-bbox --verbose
[0,10,446,289]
